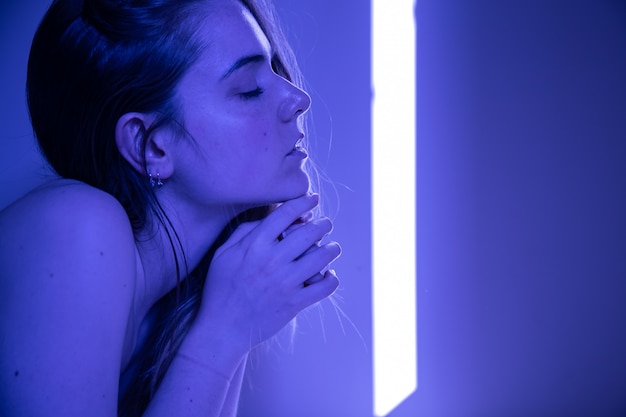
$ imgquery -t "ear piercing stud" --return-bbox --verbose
[149,171,164,188]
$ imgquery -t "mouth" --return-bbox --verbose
[287,146,308,158]
[286,135,308,158]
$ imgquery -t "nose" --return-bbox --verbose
[279,81,311,122]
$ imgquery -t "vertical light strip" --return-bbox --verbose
[371,0,417,416]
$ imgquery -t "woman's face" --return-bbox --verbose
[170,0,311,211]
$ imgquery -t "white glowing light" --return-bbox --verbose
[371,0,417,416]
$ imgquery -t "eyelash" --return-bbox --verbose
[236,56,283,101]
[239,87,264,100]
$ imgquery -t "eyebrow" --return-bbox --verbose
[220,54,266,80]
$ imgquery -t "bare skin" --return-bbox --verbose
[0,1,340,416]
[0,181,338,416]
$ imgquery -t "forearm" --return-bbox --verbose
[219,354,248,417]
[141,322,248,417]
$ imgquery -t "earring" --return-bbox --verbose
[148,171,164,188]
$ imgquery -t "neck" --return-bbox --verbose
[132,200,237,319]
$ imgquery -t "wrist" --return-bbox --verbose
[177,315,249,380]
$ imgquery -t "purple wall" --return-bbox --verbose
[0,0,53,204]
[414,1,626,416]
[2,1,625,416]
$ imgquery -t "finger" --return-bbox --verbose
[296,270,340,306]
[252,194,319,243]
[304,272,324,287]
[277,219,307,242]
[278,217,333,262]
[296,209,314,224]
[287,241,341,286]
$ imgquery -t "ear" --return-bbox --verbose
[115,113,174,180]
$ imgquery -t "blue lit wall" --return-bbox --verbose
[414,1,626,416]
[2,1,625,417]
[0,0,53,204]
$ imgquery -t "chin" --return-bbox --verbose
[236,172,311,207]
[262,182,311,206]
[283,174,311,199]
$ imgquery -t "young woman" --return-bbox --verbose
[0,0,341,416]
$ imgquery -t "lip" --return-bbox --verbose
[286,134,307,158]
[287,146,308,159]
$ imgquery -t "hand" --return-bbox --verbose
[278,214,330,286]
[197,194,341,352]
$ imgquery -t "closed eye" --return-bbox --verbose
[239,87,264,100]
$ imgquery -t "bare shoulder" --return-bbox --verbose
[0,179,137,416]
[1,178,131,231]
[0,179,136,290]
